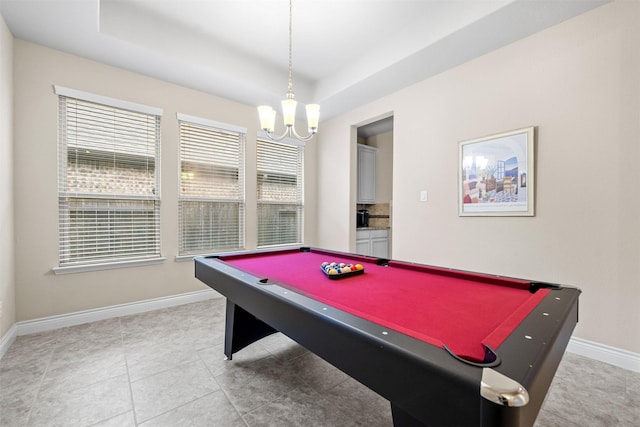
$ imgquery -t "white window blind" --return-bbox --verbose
[57,92,161,267]
[257,138,304,247]
[179,117,245,255]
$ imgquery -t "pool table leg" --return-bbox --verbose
[391,403,425,426]
[224,300,278,360]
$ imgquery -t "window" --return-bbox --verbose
[178,114,246,255]
[55,87,162,269]
[256,137,304,247]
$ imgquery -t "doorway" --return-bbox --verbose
[355,116,393,258]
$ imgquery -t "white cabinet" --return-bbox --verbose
[371,237,389,258]
[355,239,370,256]
[357,144,377,204]
[356,228,389,258]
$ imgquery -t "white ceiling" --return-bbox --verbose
[1,0,608,123]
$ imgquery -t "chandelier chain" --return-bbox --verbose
[287,0,293,94]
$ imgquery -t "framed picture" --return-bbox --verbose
[458,126,535,216]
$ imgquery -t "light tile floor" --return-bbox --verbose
[1,298,638,426]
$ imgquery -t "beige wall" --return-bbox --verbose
[0,14,15,339]
[12,40,317,321]
[318,1,640,354]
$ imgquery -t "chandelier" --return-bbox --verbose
[258,0,320,142]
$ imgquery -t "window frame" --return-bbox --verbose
[256,133,305,248]
[177,113,247,257]
[53,86,164,275]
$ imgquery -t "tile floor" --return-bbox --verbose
[1,297,638,426]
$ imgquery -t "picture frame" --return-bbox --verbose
[458,126,535,216]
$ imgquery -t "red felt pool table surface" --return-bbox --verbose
[221,248,550,362]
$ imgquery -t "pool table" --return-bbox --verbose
[194,247,580,427]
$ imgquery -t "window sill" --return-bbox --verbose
[52,257,166,275]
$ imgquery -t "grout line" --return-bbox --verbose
[85,410,133,427]
[199,349,255,425]
[121,317,140,426]
[138,390,222,426]
[24,334,57,426]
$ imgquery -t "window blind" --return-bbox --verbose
[256,139,304,247]
[57,94,161,266]
[179,119,245,255]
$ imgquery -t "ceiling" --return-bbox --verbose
[1,0,608,125]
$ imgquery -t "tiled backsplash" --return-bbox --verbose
[365,203,390,228]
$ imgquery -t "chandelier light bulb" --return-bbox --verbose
[258,106,276,132]
[281,97,297,128]
[306,104,320,132]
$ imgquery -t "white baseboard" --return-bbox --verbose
[567,336,640,373]
[0,289,220,361]
[14,289,220,337]
[0,323,17,360]
[1,291,639,374]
